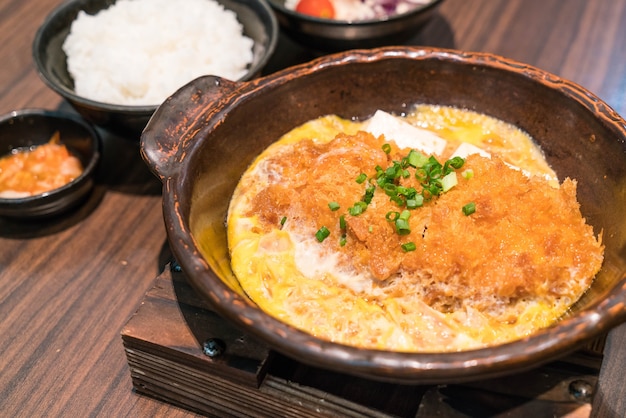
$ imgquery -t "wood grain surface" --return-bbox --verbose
[1,0,625,417]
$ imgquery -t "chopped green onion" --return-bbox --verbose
[401,242,416,252]
[280,216,287,226]
[385,165,399,179]
[441,171,458,192]
[340,235,347,247]
[386,211,400,221]
[444,156,465,173]
[423,182,442,198]
[405,187,416,197]
[349,201,368,216]
[315,226,331,242]
[462,169,474,180]
[363,185,376,204]
[329,149,469,244]
[406,195,424,209]
[407,150,428,168]
[415,168,428,183]
[462,202,476,216]
[395,219,410,234]
[428,166,442,180]
[390,195,404,206]
[395,210,411,235]
[384,183,397,196]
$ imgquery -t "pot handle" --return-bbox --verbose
[140,75,241,181]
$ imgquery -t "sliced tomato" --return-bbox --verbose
[295,0,335,19]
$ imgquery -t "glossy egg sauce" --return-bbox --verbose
[225,105,604,352]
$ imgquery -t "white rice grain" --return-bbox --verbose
[63,0,254,106]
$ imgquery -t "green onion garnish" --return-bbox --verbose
[348,201,368,216]
[407,150,427,168]
[280,216,287,226]
[462,169,474,180]
[444,156,465,173]
[395,210,411,235]
[441,171,458,192]
[407,194,424,209]
[328,201,340,211]
[315,226,331,242]
[401,242,416,252]
[462,202,476,216]
[363,185,376,204]
[315,149,469,248]
[384,183,397,196]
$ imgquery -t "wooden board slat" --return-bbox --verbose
[121,264,604,417]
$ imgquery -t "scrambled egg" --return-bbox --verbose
[226,106,604,352]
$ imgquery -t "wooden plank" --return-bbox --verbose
[122,265,604,417]
[122,268,271,388]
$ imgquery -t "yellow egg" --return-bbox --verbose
[226,105,603,353]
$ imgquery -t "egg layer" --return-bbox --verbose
[227,106,604,352]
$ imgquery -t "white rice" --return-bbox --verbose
[63,0,254,106]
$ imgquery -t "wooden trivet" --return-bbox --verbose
[121,263,604,417]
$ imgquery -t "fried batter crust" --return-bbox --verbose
[248,131,604,316]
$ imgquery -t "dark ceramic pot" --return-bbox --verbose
[267,0,444,51]
[141,47,626,384]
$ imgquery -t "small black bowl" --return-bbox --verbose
[267,0,444,51]
[32,0,278,137]
[0,109,101,218]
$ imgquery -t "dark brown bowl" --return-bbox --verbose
[32,0,278,137]
[267,0,444,51]
[141,47,626,384]
[0,109,101,218]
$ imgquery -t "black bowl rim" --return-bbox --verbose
[31,0,279,113]
[268,0,444,25]
[0,108,101,205]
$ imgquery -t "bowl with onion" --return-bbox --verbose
[267,0,444,51]
[32,0,279,137]
[0,109,101,218]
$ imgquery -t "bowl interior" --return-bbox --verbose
[161,49,626,382]
[32,0,278,134]
[0,110,100,217]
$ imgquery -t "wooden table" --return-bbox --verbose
[1,0,625,416]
